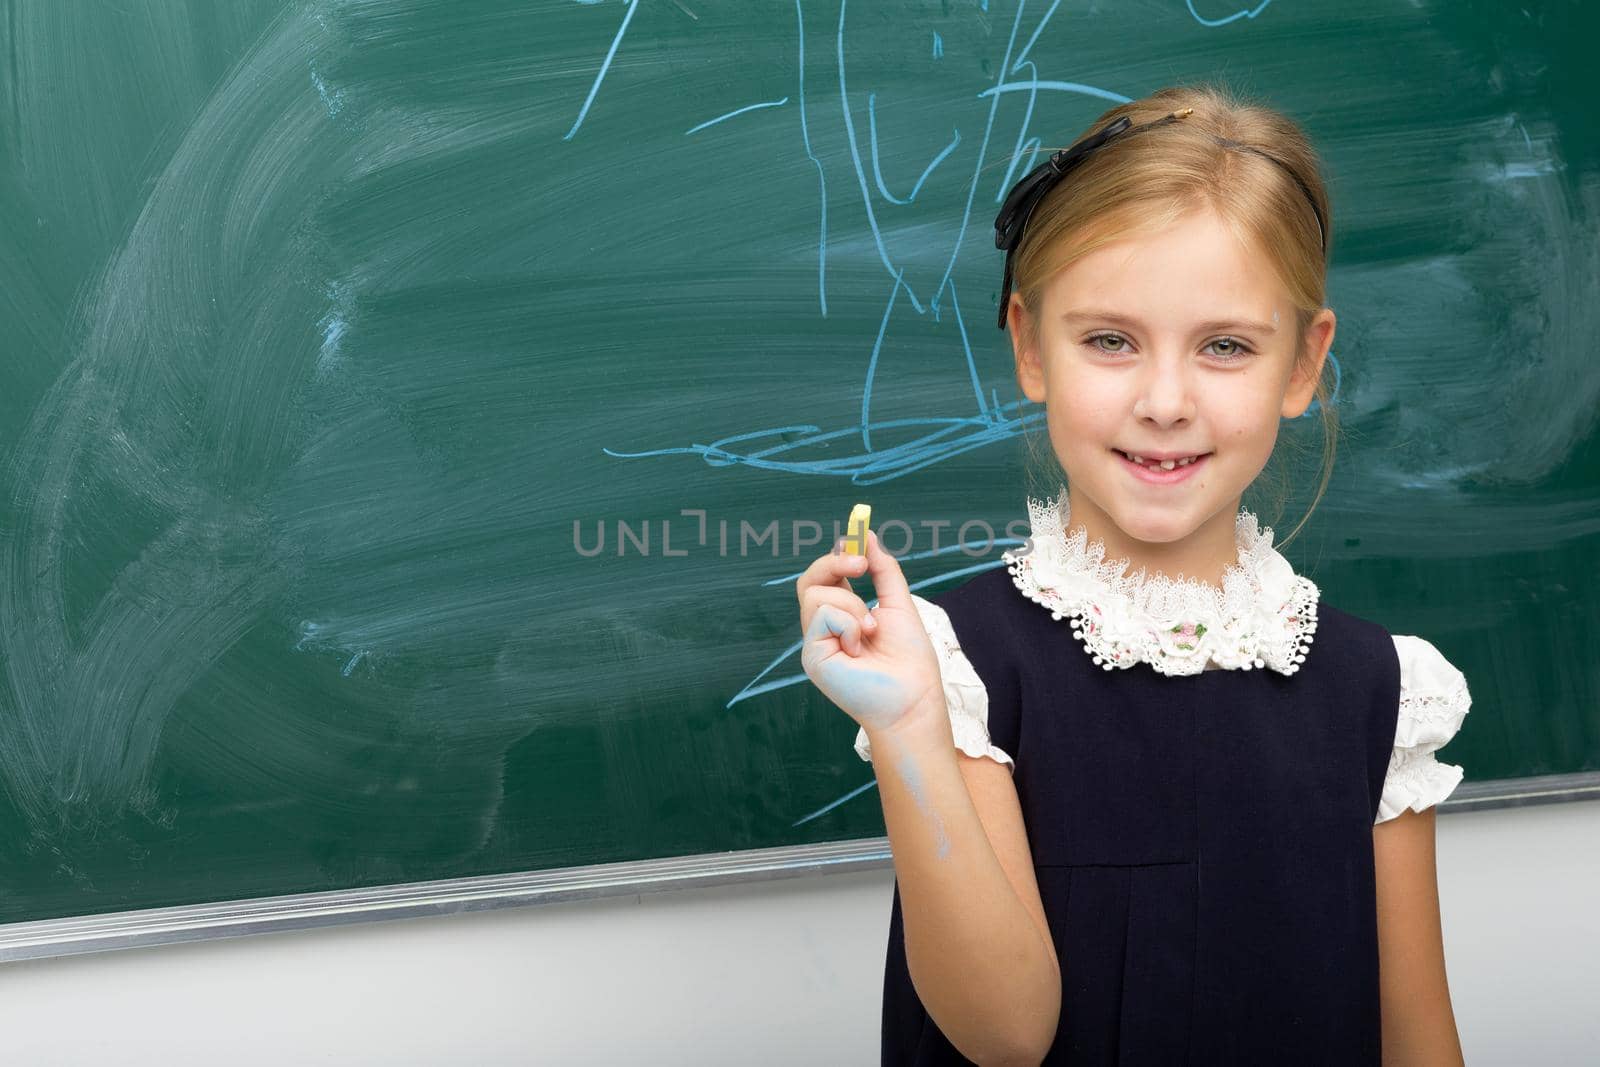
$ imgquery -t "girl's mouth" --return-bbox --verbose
[1112,448,1211,485]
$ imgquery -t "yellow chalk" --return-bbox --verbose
[844,503,871,556]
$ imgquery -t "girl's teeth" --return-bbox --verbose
[1126,452,1202,469]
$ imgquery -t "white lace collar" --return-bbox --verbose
[1002,488,1319,677]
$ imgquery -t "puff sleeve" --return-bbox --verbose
[1374,634,1472,824]
[853,593,1015,774]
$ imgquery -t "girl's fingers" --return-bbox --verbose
[831,536,870,592]
[799,585,875,647]
[862,529,913,610]
[804,602,861,659]
[796,540,870,603]
[834,553,868,592]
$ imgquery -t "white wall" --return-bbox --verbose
[1,800,1595,1066]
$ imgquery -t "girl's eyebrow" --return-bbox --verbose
[1063,309,1278,335]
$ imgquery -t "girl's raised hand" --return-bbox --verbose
[796,529,943,736]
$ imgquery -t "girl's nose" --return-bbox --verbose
[1131,357,1197,426]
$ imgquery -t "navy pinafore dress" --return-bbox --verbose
[878,564,1402,1065]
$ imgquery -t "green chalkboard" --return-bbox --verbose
[1,0,1596,927]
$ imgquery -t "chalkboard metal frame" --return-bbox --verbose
[1,773,1595,964]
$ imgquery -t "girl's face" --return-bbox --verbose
[1008,207,1335,582]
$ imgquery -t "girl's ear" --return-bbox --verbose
[1009,293,1048,404]
[1282,307,1336,418]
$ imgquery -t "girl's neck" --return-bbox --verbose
[1061,487,1245,591]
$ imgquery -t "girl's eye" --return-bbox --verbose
[1206,336,1254,361]
[1086,332,1128,354]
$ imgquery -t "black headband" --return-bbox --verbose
[993,107,1328,329]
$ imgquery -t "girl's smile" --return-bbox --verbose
[1113,447,1212,484]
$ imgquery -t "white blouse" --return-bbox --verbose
[855,489,1472,825]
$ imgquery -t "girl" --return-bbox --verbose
[797,84,1470,1065]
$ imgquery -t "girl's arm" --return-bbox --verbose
[1373,806,1466,1065]
[796,525,1060,1065]
[866,707,1062,1067]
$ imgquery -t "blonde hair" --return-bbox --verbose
[1008,82,1339,548]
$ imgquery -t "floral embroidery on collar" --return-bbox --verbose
[1002,488,1320,677]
